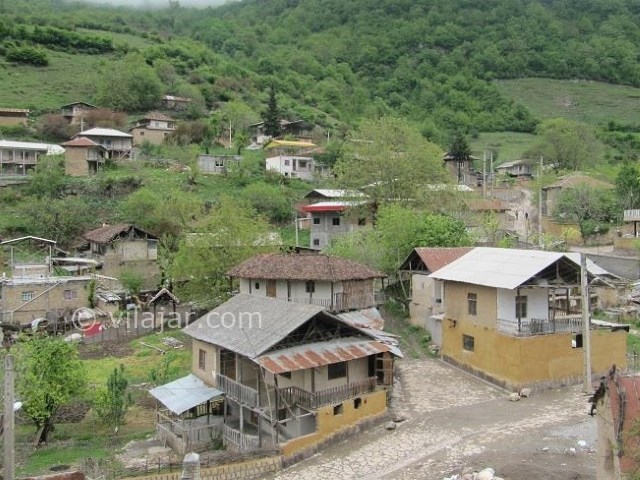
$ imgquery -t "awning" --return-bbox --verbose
[256,337,390,375]
[149,374,224,415]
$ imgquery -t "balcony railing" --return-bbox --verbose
[285,292,385,312]
[498,313,583,337]
[279,376,377,410]
[222,423,259,452]
[216,373,258,406]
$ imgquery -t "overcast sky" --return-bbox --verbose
[72,0,233,8]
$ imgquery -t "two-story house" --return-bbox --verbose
[82,224,160,290]
[227,253,385,312]
[399,247,473,346]
[60,102,97,125]
[150,294,398,456]
[0,108,29,127]
[0,140,64,176]
[72,128,133,159]
[301,201,371,250]
[430,247,628,391]
[61,137,106,176]
[248,119,316,146]
[265,140,317,181]
[129,112,176,146]
[494,159,536,180]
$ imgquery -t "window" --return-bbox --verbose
[333,403,343,415]
[280,371,292,379]
[284,159,290,166]
[147,239,158,250]
[332,217,341,226]
[140,131,145,136]
[64,289,78,300]
[463,334,475,352]
[21,291,34,302]
[298,160,307,168]
[467,293,477,316]
[305,281,315,293]
[515,295,527,318]
[198,349,206,370]
[313,239,320,246]
[572,334,583,349]
[354,397,362,409]
[328,361,347,380]
[254,282,260,290]
[313,217,321,225]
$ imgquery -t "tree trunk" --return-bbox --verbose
[34,416,55,445]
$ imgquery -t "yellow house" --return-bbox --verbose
[430,247,628,391]
[151,294,399,456]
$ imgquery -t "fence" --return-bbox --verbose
[279,377,377,410]
[81,320,156,344]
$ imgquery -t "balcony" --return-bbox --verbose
[498,312,583,337]
[216,373,259,407]
[285,292,385,313]
[279,377,377,410]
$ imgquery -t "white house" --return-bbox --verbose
[0,140,64,175]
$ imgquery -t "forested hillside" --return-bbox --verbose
[2,0,640,141]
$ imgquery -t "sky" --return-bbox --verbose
[73,0,232,8]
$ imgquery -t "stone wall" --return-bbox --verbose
[130,457,281,480]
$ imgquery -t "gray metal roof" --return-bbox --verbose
[429,247,575,289]
[183,294,326,358]
[564,252,616,278]
[149,374,223,415]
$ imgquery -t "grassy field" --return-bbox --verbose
[496,78,640,126]
[469,131,538,164]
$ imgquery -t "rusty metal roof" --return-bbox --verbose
[399,247,473,273]
[337,307,385,330]
[257,337,390,374]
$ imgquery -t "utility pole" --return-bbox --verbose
[489,151,494,199]
[294,216,299,248]
[482,151,487,198]
[581,254,592,393]
[3,354,15,480]
[228,122,232,148]
[538,156,544,246]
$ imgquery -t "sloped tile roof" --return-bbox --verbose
[227,253,385,281]
[83,223,157,244]
[61,137,101,148]
[412,247,474,273]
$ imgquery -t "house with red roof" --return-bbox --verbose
[301,200,371,250]
[227,253,385,313]
[399,247,473,346]
[61,137,106,176]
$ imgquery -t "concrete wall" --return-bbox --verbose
[496,287,548,322]
[266,156,314,181]
[0,277,91,325]
[280,389,387,458]
[131,127,170,146]
[444,282,497,329]
[441,318,627,391]
[409,274,443,326]
[192,339,218,386]
[309,212,367,250]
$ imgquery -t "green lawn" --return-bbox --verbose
[496,78,640,126]
[469,131,538,164]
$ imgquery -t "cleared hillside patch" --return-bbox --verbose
[470,131,538,164]
[496,78,640,126]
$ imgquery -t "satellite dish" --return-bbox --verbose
[13,402,22,412]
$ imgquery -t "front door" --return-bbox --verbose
[266,280,277,298]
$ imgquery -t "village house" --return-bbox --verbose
[495,159,537,180]
[227,253,385,313]
[429,247,628,391]
[541,173,613,217]
[399,247,473,346]
[442,152,480,186]
[61,137,106,176]
[300,189,365,207]
[129,112,176,146]
[248,119,316,146]
[60,101,97,125]
[0,236,92,327]
[0,140,64,176]
[162,95,192,111]
[594,366,640,480]
[301,200,371,250]
[196,154,241,174]
[81,224,160,290]
[72,128,133,159]
[0,108,29,127]
[150,294,398,456]
[265,140,317,181]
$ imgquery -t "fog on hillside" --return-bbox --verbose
[70,0,233,8]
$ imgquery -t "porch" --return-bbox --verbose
[156,408,223,455]
[285,291,386,312]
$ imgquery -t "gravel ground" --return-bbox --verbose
[269,358,596,480]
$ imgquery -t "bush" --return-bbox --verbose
[6,45,48,66]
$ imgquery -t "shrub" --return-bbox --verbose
[6,45,48,66]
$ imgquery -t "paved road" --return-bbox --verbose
[271,358,596,480]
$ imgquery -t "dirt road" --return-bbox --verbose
[271,358,596,480]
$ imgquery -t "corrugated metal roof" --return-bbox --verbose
[183,294,327,358]
[624,209,640,222]
[0,140,63,154]
[429,247,573,289]
[256,337,390,374]
[301,200,368,213]
[564,253,614,277]
[264,139,316,149]
[338,307,385,330]
[75,127,132,138]
[149,374,223,415]
[305,189,365,199]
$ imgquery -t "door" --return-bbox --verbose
[266,280,277,298]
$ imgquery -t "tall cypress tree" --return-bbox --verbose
[264,84,281,138]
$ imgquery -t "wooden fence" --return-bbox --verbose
[279,377,377,410]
